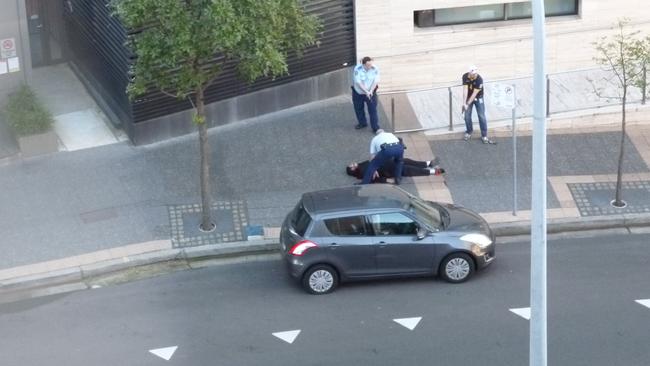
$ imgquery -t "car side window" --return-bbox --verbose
[369,213,418,236]
[324,216,367,236]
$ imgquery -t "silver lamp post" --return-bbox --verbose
[530,0,548,365]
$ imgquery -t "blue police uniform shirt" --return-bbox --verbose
[353,63,380,95]
[370,131,400,154]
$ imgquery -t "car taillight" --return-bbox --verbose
[289,240,318,256]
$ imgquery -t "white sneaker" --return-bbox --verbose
[463,133,471,141]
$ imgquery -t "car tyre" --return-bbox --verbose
[439,252,474,283]
[302,265,338,295]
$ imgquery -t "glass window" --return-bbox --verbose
[545,0,577,16]
[324,216,367,236]
[369,213,418,236]
[506,2,532,19]
[414,0,578,28]
[292,203,312,236]
[434,4,504,26]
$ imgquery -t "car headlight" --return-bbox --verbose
[460,233,492,248]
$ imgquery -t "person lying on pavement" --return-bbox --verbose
[346,157,445,183]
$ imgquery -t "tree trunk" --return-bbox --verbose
[614,85,626,207]
[197,87,214,230]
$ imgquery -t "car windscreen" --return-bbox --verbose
[292,202,312,236]
[408,196,445,229]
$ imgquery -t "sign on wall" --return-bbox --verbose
[0,38,20,74]
[490,83,516,109]
[1,38,17,58]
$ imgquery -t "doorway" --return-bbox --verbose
[25,0,66,67]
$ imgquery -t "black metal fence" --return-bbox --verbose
[63,0,356,130]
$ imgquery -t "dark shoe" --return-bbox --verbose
[482,137,497,145]
[435,168,446,175]
[428,157,441,168]
[355,124,367,130]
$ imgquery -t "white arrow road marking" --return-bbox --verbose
[393,317,422,331]
[509,307,531,320]
[635,299,650,309]
[272,330,301,344]
[149,346,178,361]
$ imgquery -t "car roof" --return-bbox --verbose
[302,185,411,217]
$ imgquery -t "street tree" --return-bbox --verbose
[592,19,644,208]
[111,0,320,231]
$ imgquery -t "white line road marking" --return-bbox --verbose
[509,307,531,320]
[149,346,178,361]
[272,330,301,344]
[393,317,422,331]
[635,299,650,309]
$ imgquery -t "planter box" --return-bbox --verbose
[17,130,59,158]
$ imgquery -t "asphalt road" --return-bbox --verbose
[1,232,649,366]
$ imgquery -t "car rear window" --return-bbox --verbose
[324,216,367,236]
[292,203,312,236]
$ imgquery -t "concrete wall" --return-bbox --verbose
[130,68,352,145]
[355,0,650,91]
[0,0,31,101]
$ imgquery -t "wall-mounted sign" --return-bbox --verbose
[7,57,20,72]
[490,83,516,109]
[1,38,17,59]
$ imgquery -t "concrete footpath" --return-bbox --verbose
[2,95,650,296]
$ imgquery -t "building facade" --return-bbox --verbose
[355,0,650,91]
[1,0,356,144]
[3,0,648,144]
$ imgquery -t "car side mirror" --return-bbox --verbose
[416,226,428,240]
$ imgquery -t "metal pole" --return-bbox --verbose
[513,88,517,216]
[545,75,550,117]
[391,97,396,132]
[531,0,548,365]
[448,87,453,131]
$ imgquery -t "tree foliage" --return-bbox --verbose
[112,0,321,101]
[592,18,642,98]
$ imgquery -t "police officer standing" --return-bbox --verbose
[462,65,494,144]
[352,56,380,133]
[361,129,404,185]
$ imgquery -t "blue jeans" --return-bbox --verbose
[464,98,488,138]
[352,87,380,132]
[362,144,404,184]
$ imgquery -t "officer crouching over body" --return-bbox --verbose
[361,129,405,185]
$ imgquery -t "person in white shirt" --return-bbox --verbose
[352,56,381,132]
[361,129,405,184]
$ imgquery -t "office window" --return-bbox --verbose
[506,2,532,20]
[434,4,504,26]
[414,0,579,28]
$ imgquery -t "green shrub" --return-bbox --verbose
[3,85,53,137]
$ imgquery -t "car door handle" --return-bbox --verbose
[329,243,338,249]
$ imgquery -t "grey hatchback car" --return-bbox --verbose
[280,184,495,294]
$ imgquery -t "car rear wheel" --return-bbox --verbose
[439,253,474,283]
[302,265,338,295]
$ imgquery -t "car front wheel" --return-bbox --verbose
[302,265,338,295]
[439,253,474,283]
